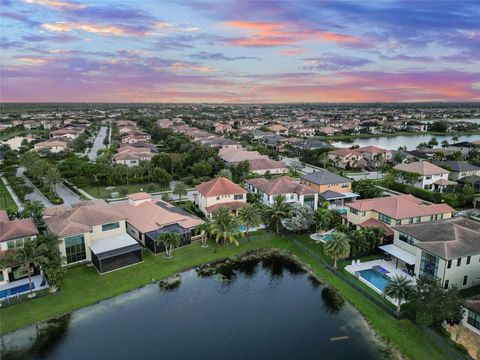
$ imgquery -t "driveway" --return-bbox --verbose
[347,171,385,181]
[55,182,83,207]
[88,126,108,161]
[16,167,53,208]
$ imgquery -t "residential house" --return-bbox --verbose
[268,124,289,136]
[356,145,393,167]
[432,160,480,181]
[33,140,69,154]
[249,158,289,175]
[121,131,151,144]
[194,177,247,218]
[214,123,232,134]
[300,170,358,207]
[346,194,454,238]
[463,296,480,335]
[43,200,143,274]
[0,211,39,289]
[328,148,366,169]
[113,146,154,167]
[246,177,318,210]
[394,161,455,192]
[50,128,82,140]
[389,217,480,289]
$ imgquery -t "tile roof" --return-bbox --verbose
[249,158,288,171]
[394,161,449,176]
[348,194,454,219]
[358,218,394,236]
[431,160,480,172]
[246,177,315,196]
[43,200,127,238]
[196,177,246,197]
[219,148,266,163]
[205,201,247,214]
[356,145,390,154]
[328,148,361,157]
[0,210,39,242]
[301,169,351,185]
[393,217,480,259]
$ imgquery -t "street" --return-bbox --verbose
[55,182,83,207]
[88,126,108,161]
[16,167,53,208]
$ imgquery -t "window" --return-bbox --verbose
[396,219,401,225]
[420,251,439,278]
[399,233,416,246]
[15,239,24,247]
[444,280,449,289]
[463,275,468,286]
[378,213,392,225]
[457,258,462,267]
[409,218,414,224]
[7,241,15,249]
[447,260,452,269]
[102,222,120,232]
[64,234,86,264]
[0,271,4,282]
[416,217,421,223]
[341,183,349,188]
[467,256,471,265]
[468,310,480,331]
[350,208,359,215]
[234,194,243,200]
[216,197,220,200]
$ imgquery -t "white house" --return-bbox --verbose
[394,161,455,192]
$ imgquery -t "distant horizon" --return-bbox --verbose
[1,1,480,102]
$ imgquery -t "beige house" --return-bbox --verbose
[194,177,247,218]
[34,140,69,153]
[346,194,454,237]
[328,148,365,169]
[390,217,480,289]
[268,124,288,135]
[394,161,455,192]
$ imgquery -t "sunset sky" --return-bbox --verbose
[1,0,479,103]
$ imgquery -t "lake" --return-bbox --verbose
[332,133,480,150]
[1,253,385,360]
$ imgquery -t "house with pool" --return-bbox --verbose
[0,210,43,300]
[345,194,454,241]
[245,177,318,210]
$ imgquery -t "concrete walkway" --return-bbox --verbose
[0,176,24,211]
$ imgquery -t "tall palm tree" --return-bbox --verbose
[216,169,232,180]
[196,221,212,248]
[314,204,334,232]
[238,204,262,236]
[210,207,243,246]
[265,195,290,234]
[323,231,350,269]
[172,182,188,201]
[13,239,48,296]
[155,232,181,258]
[384,275,412,313]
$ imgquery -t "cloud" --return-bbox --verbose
[22,0,86,10]
[278,48,305,56]
[189,51,257,61]
[302,54,374,71]
[41,22,146,36]
[1,11,40,26]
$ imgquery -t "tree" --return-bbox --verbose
[352,180,384,199]
[384,275,412,313]
[238,204,262,236]
[37,233,65,292]
[155,232,181,258]
[216,169,232,180]
[264,195,290,234]
[452,135,459,144]
[314,203,341,232]
[152,167,172,188]
[191,161,213,178]
[232,161,250,183]
[13,239,48,296]
[282,204,315,232]
[289,159,303,176]
[172,182,188,201]
[21,200,45,231]
[44,165,62,196]
[441,140,449,149]
[211,207,243,246]
[408,276,464,326]
[323,231,350,269]
[196,221,212,248]
[428,137,438,147]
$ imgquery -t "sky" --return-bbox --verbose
[1,0,480,103]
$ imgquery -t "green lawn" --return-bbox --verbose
[82,183,170,199]
[0,178,18,212]
[0,234,452,360]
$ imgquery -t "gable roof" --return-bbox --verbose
[393,217,480,260]
[196,177,246,197]
[328,148,361,157]
[431,160,480,172]
[356,145,390,154]
[219,148,266,163]
[246,177,315,196]
[0,211,39,242]
[301,169,351,185]
[394,161,449,175]
[249,158,288,171]
[348,194,454,219]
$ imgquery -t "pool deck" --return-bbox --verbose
[0,275,48,301]
[345,259,416,304]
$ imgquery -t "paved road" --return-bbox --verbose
[55,182,83,207]
[348,171,384,181]
[16,167,53,208]
[282,157,320,174]
[88,126,108,161]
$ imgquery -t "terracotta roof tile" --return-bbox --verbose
[196,177,246,197]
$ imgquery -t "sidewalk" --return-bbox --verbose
[0,176,24,211]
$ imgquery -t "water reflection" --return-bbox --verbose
[322,287,346,314]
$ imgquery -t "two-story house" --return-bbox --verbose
[327,148,366,169]
[246,177,318,210]
[432,160,480,192]
[356,145,393,167]
[390,217,480,289]
[0,211,40,293]
[346,194,454,239]
[300,170,358,208]
[43,200,143,274]
[394,161,455,192]
[268,124,288,136]
[194,177,247,218]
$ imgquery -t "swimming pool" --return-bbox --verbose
[0,283,36,299]
[357,268,392,292]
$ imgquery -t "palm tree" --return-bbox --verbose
[323,231,350,269]
[452,135,458,144]
[13,239,48,296]
[155,232,181,258]
[384,275,412,313]
[265,195,290,234]
[172,182,188,201]
[21,200,46,231]
[216,169,232,180]
[238,204,262,236]
[441,140,449,149]
[196,221,212,248]
[314,203,334,232]
[210,207,243,246]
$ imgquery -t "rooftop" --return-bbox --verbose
[246,177,315,196]
[0,210,39,242]
[301,169,351,185]
[196,177,247,197]
[394,161,450,176]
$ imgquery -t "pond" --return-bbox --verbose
[332,133,480,150]
[1,252,385,360]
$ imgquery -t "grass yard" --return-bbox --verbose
[82,183,170,199]
[0,234,452,360]
[0,178,18,212]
